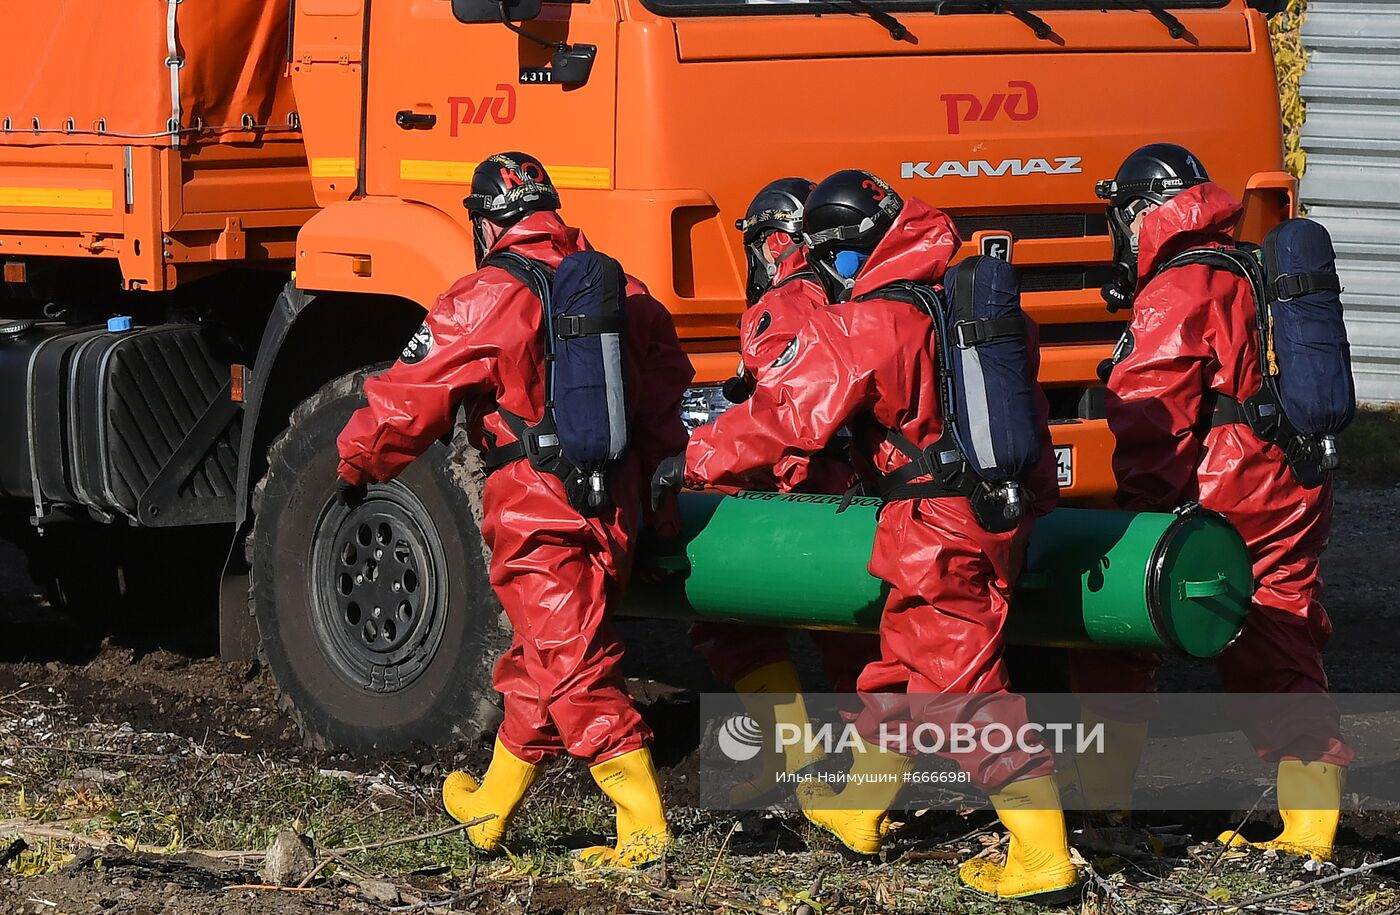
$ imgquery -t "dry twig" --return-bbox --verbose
[697,820,740,904]
[1176,853,1400,915]
[13,744,167,761]
[328,816,490,857]
[296,854,338,889]
[1088,868,1137,915]
[1195,786,1275,889]
[637,882,765,915]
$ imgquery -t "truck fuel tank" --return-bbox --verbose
[0,319,104,502]
[0,318,242,526]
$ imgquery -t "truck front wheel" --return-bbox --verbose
[249,369,508,752]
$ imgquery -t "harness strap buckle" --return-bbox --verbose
[952,315,1026,348]
[1269,271,1341,302]
[553,313,625,339]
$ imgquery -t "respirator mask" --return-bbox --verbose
[811,248,870,303]
[743,233,802,306]
[472,217,495,266]
[1099,195,1155,313]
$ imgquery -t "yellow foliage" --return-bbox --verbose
[61,786,115,816]
[1271,0,1310,178]
[5,842,75,878]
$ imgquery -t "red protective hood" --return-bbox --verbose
[850,198,962,299]
[490,211,590,267]
[1136,182,1244,280]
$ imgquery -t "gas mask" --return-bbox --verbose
[744,240,780,306]
[743,234,803,305]
[806,249,856,303]
[835,250,868,279]
[472,217,494,266]
[811,248,869,304]
[1100,197,1153,313]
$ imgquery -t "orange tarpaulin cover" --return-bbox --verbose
[0,0,298,146]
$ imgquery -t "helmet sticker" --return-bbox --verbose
[401,322,434,365]
[740,207,801,235]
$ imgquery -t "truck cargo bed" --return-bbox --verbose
[0,1,313,290]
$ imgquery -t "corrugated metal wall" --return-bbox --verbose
[1300,0,1400,403]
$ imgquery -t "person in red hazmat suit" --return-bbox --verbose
[336,152,694,867]
[1068,143,1350,861]
[655,170,1077,903]
[688,178,879,805]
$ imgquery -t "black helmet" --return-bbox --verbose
[1095,143,1210,312]
[737,177,815,305]
[737,177,815,242]
[803,169,904,302]
[1095,143,1210,209]
[464,151,561,224]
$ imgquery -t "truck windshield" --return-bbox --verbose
[646,0,1225,16]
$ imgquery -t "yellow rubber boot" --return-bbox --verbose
[1219,760,1344,861]
[798,738,912,857]
[577,747,672,868]
[442,737,541,853]
[730,661,824,806]
[960,775,1082,904]
[1073,710,1149,817]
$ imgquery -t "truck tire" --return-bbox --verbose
[249,368,509,752]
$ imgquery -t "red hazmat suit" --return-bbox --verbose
[338,211,695,765]
[686,199,1060,790]
[688,238,878,691]
[1071,183,1351,767]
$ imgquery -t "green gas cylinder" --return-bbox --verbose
[627,491,1251,658]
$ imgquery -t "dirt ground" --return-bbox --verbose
[0,480,1397,914]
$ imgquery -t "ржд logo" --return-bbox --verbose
[448,85,517,136]
[941,81,1038,135]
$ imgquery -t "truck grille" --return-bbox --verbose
[951,212,1109,240]
[1019,264,1116,293]
[1038,321,1126,346]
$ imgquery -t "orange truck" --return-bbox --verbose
[0,0,1291,749]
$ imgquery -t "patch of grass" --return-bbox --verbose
[510,776,613,851]
[1340,406,1400,486]
[5,716,1400,914]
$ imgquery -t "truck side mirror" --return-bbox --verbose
[452,0,541,24]
[522,44,597,86]
[550,45,596,85]
[454,0,597,88]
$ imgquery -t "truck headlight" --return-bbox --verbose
[680,385,734,435]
